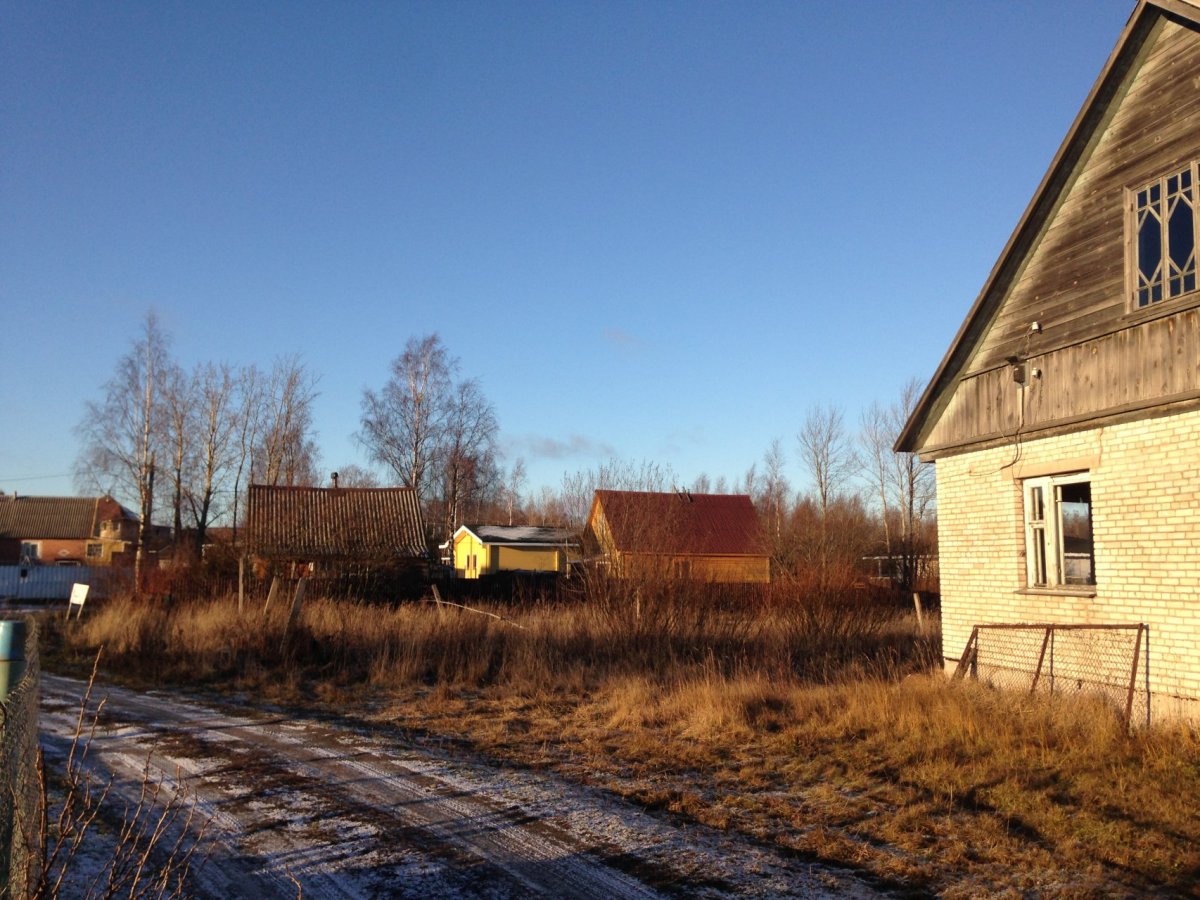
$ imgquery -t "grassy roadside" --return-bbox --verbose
[40,590,1200,897]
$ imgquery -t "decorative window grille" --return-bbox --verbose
[1132,161,1199,307]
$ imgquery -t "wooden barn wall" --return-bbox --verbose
[926,306,1200,451]
[967,18,1200,376]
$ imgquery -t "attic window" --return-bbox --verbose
[1131,162,1198,308]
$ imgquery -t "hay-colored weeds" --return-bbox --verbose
[41,586,1200,895]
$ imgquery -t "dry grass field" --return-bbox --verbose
[41,581,1200,897]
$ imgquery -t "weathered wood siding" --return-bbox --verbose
[615,551,771,584]
[926,307,1200,453]
[924,17,1200,454]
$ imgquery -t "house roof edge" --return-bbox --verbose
[896,0,1200,454]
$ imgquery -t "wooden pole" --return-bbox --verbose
[281,577,307,654]
[262,575,280,617]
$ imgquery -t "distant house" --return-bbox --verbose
[451,525,578,579]
[584,490,770,583]
[0,493,139,566]
[246,484,427,576]
[896,0,1200,719]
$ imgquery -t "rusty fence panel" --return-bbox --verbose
[953,623,1150,728]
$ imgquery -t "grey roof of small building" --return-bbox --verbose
[458,525,577,546]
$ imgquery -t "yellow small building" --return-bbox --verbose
[451,525,577,579]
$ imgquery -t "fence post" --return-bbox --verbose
[0,621,26,703]
[280,578,307,654]
[0,617,40,897]
[262,576,280,618]
[1124,623,1145,730]
[952,627,979,680]
[1030,626,1053,693]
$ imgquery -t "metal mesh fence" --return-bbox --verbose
[953,623,1150,728]
[0,616,41,898]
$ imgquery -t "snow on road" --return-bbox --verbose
[39,674,880,898]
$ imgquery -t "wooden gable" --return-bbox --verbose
[899,0,1200,458]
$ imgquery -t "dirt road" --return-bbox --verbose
[39,674,879,898]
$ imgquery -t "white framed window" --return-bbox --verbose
[1129,161,1199,308]
[19,541,39,562]
[1023,472,1094,588]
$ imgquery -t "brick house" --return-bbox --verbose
[897,0,1200,720]
[0,493,139,566]
[584,490,770,583]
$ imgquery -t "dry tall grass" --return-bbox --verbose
[41,581,1200,896]
[49,580,934,695]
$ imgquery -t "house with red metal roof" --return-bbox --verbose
[584,490,769,583]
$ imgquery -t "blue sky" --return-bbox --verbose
[1,0,1133,502]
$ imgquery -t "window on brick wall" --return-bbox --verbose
[1023,473,1094,588]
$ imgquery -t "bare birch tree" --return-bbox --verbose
[858,379,937,589]
[74,311,171,592]
[860,400,895,560]
[758,438,791,555]
[889,379,936,588]
[503,458,528,525]
[255,355,320,487]
[160,361,194,551]
[229,364,264,542]
[439,377,499,536]
[358,334,454,500]
[797,404,858,582]
[186,361,239,552]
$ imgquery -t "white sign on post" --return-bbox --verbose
[69,582,90,619]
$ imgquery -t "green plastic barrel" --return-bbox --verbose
[0,619,27,702]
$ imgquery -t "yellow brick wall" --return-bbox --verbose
[935,408,1200,715]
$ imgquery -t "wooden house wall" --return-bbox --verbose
[923,17,1200,454]
[615,551,770,584]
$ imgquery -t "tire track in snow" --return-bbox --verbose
[40,674,875,899]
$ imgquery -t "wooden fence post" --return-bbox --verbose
[262,576,280,618]
[280,577,307,655]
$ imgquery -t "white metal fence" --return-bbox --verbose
[0,565,116,602]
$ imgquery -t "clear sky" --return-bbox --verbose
[1,0,1134,504]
